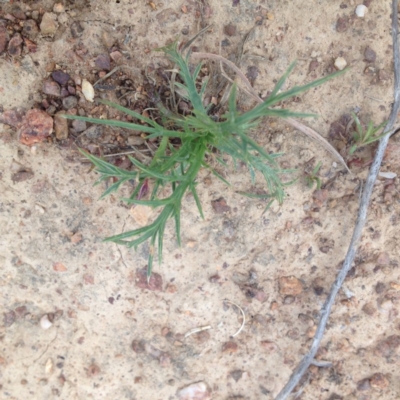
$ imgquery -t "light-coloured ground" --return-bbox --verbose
[1,1,400,399]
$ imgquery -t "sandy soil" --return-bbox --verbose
[1,1,400,399]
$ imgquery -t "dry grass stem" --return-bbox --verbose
[224,299,245,338]
[184,325,212,338]
[191,52,349,171]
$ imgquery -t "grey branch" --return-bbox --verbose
[275,0,400,398]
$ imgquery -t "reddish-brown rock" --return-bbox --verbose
[0,107,26,128]
[135,268,163,291]
[8,33,23,56]
[42,80,61,97]
[18,109,53,146]
[370,373,389,390]
[222,341,238,354]
[211,197,231,213]
[278,276,303,296]
[374,335,400,358]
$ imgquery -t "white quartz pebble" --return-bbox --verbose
[82,79,95,102]
[334,57,347,70]
[355,5,368,18]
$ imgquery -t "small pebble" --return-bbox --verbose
[176,381,211,400]
[23,37,37,53]
[53,3,65,13]
[230,370,243,383]
[336,16,350,32]
[135,267,163,291]
[211,197,231,213]
[43,80,61,97]
[83,125,102,139]
[82,79,95,102]
[40,12,58,35]
[101,31,115,48]
[279,276,303,296]
[4,310,16,327]
[95,54,111,71]
[67,85,76,95]
[355,4,368,17]
[40,314,53,330]
[364,46,376,63]
[22,19,39,39]
[309,60,319,73]
[18,109,53,146]
[72,119,86,132]
[52,70,70,85]
[334,57,347,70]
[370,373,389,390]
[357,378,371,391]
[224,24,236,36]
[8,33,23,56]
[60,87,69,97]
[11,6,26,20]
[62,96,78,110]
[377,252,390,266]
[222,341,238,354]
[45,358,54,374]
[374,335,400,358]
[70,21,84,38]
[156,8,179,26]
[283,295,295,305]
[54,112,69,140]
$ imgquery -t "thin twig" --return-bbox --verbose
[93,66,120,87]
[275,1,400,398]
[191,52,349,172]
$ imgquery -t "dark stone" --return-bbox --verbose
[42,80,61,97]
[230,370,243,382]
[70,21,84,38]
[11,6,26,20]
[22,19,39,39]
[95,54,111,71]
[8,33,23,57]
[364,46,376,63]
[336,16,350,32]
[82,125,103,139]
[52,70,71,85]
[62,96,78,110]
[224,24,236,36]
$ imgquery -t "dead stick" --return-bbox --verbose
[275,1,400,398]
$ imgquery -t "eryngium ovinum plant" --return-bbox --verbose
[63,42,343,279]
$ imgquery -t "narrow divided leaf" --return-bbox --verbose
[62,40,344,277]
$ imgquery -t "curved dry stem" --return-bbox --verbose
[275,1,400,398]
[191,51,349,172]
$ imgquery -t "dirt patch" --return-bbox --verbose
[1,1,400,399]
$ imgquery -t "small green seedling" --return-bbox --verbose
[63,42,344,278]
[349,112,388,154]
[305,161,322,190]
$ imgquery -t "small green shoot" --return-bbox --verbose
[349,112,388,154]
[63,42,344,278]
[305,161,322,190]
